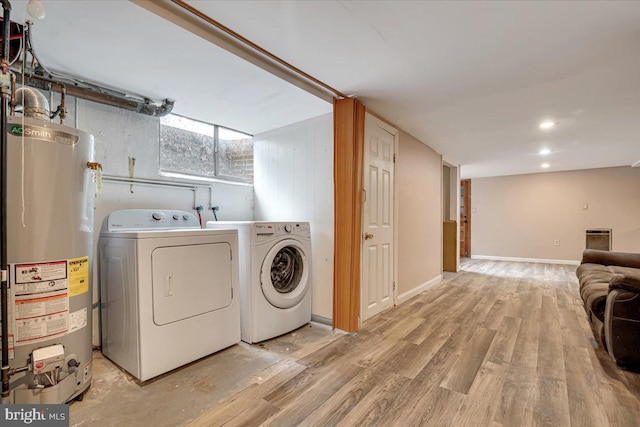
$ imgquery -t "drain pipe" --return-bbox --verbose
[1,0,12,399]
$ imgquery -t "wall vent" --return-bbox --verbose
[586,229,612,251]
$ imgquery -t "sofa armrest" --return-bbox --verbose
[609,273,640,293]
[581,249,640,269]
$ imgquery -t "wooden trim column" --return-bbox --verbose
[333,98,365,332]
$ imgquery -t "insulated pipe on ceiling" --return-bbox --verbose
[17,71,175,117]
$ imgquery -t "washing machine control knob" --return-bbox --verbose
[151,213,162,221]
[183,215,189,220]
[284,224,292,233]
[172,214,180,220]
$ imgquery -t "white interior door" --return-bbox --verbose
[361,115,396,322]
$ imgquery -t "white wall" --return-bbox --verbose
[253,113,334,320]
[472,166,640,262]
[51,93,254,345]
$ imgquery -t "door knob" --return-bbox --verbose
[364,233,374,240]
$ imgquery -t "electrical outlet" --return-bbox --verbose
[554,239,560,246]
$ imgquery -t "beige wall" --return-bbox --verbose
[472,166,640,262]
[397,131,443,296]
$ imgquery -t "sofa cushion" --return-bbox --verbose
[581,249,640,269]
[609,272,640,293]
[577,263,611,279]
[577,264,613,294]
[577,256,640,323]
[576,263,615,321]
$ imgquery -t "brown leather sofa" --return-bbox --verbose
[576,249,640,371]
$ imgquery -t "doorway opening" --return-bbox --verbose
[442,163,459,272]
[460,179,471,258]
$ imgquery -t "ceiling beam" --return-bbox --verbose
[130,0,343,104]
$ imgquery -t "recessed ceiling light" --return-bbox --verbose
[539,148,551,155]
[541,163,550,168]
[539,121,555,129]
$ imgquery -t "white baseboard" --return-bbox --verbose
[397,275,443,305]
[471,255,580,266]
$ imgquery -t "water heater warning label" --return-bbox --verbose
[10,260,71,346]
[70,307,88,333]
[14,290,69,345]
[69,256,89,297]
[15,260,67,285]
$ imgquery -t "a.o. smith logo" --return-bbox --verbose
[2,405,68,426]
[10,125,79,146]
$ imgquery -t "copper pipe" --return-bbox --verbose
[171,0,347,100]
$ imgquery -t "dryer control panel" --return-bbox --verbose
[104,209,201,232]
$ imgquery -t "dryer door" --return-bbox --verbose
[260,239,310,309]
[152,243,233,325]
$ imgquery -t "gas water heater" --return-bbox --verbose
[1,87,96,403]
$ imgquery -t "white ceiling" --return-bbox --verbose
[9,0,332,135]
[11,1,640,178]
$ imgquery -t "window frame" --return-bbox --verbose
[158,114,254,184]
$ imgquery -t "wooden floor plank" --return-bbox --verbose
[185,260,640,427]
[564,346,611,427]
[537,295,566,380]
[558,307,590,349]
[188,397,278,427]
[440,327,497,394]
[262,363,363,427]
[533,376,571,427]
[335,372,411,427]
[487,315,521,364]
[450,360,508,426]
[374,334,462,425]
[494,304,541,426]
[298,366,387,426]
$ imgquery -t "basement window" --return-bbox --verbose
[159,114,253,183]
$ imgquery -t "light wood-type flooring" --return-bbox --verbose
[189,259,640,427]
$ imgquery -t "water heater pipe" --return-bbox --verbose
[17,71,174,118]
[1,0,12,399]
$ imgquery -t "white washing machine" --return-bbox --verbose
[206,221,312,343]
[99,209,240,381]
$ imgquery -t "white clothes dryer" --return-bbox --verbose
[99,209,240,381]
[206,221,312,343]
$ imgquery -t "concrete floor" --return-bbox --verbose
[69,323,336,427]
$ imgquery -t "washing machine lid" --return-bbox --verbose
[260,239,310,309]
